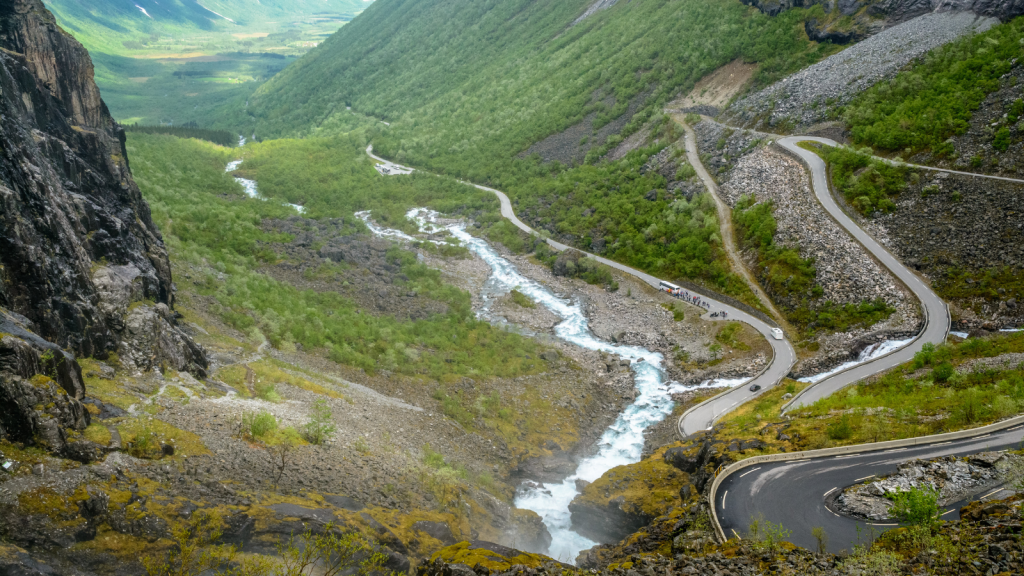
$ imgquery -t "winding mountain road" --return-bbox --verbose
[366,145,798,428]
[673,114,786,327]
[775,137,950,410]
[716,417,1024,552]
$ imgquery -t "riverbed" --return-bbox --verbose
[359,209,742,562]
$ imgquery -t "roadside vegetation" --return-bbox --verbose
[129,132,545,380]
[798,142,911,216]
[732,193,895,335]
[716,331,1024,452]
[844,16,1024,155]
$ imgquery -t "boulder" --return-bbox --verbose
[413,521,456,546]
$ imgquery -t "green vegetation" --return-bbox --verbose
[521,150,749,300]
[303,399,337,445]
[933,266,1024,315]
[887,486,940,527]
[129,132,544,380]
[237,134,500,223]
[46,0,370,125]
[719,331,1024,452]
[249,0,838,171]
[732,193,894,334]
[124,124,235,147]
[844,16,1024,153]
[233,0,842,302]
[242,410,279,440]
[747,515,792,553]
[802,143,909,215]
[509,289,535,309]
[661,303,685,321]
[534,245,618,291]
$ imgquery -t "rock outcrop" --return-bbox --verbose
[0,0,206,452]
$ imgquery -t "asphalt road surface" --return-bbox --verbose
[776,137,950,410]
[717,422,1024,552]
[365,146,799,432]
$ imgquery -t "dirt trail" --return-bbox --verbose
[670,113,790,332]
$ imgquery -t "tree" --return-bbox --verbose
[267,427,303,490]
[811,526,829,554]
[303,399,336,445]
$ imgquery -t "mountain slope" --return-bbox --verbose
[246,0,837,178]
[43,0,374,125]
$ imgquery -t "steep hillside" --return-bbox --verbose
[246,0,838,177]
[0,0,205,455]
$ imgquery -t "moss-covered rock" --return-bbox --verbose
[429,540,553,571]
[568,446,689,544]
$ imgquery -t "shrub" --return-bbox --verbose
[993,126,1011,151]
[932,362,955,383]
[887,485,939,526]
[242,410,278,440]
[128,425,159,458]
[509,288,535,308]
[911,342,936,369]
[826,414,854,440]
[303,399,336,445]
[748,515,791,553]
[675,163,697,180]
[952,387,988,424]
[255,382,282,402]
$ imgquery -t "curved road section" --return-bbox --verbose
[365,145,798,433]
[776,137,950,410]
[717,418,1024,552]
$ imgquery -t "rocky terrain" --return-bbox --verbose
[835,452,1015,520]
[722,12,998,131]
[419,492,1024,576]
[692,120,921,375]
[0,0,205,457]
[912,63,1024,176]
[861,167,1024,329]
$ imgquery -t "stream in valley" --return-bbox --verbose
[358,208,925,562]
[359,209,734,563]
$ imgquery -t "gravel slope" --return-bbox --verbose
[724,12,998,130]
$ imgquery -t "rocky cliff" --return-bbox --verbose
[742,0,1024,43]
[0,0,206,456]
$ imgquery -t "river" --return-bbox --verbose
[225,159,305,214]
[357,209,740,563]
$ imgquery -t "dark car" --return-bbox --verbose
[749,384,762,392]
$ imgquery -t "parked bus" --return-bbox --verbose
[659,280,680,293]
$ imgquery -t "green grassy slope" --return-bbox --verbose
[246,0,837,180]
[232,0,844,308]
[45,0,373,125]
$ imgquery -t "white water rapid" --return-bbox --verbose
[225,159,305,214]
[358,209,736,563]
[797,337,915,384]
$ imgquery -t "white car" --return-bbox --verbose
[771,328,784,340]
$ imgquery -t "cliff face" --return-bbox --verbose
[741,0,1024,43]
[0,0,206,455]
